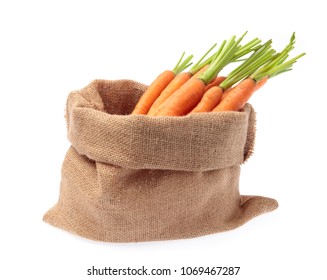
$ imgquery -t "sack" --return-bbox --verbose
[43,79,278,242]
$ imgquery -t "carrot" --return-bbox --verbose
[188,76,226,114]
[155,33,247,116]
[212,78,256,112]
[147,64,211,116]
[204,76,226,91]
[189,86,224,113]
[189,39,276,114]
[220,87,232,100]
[147,72,192,116]
[221,75,267,102]
[153,78,207,116]
[131,70,176,115]
[147,44,218,116]
[213,33,306,112]
[254,76,268,91]
[131,52,193,115]
[250,33,305,82]
[148,33,261,117]
[190,64,210,79]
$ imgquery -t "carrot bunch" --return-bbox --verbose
[132,32,305,116]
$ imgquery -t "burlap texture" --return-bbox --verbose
[43,79,278,242]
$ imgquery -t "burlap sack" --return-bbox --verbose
[43,79,278,242]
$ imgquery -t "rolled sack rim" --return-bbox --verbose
[66,80,255,171]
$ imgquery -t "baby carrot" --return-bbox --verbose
[204,76,226,91]
[131,70,176,115]
[189,86,224,113]
[147,72,192,116]
[212,78,256,112]
[220,76,266,102]
[153,78,207,116]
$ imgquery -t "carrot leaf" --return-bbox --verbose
[189,43,217,75]
[252,52,305,80]
[251,33,305,81]
[233,37,262,61]
[219,40,276,90]
[172,52,194,75]
[199,31,248,85]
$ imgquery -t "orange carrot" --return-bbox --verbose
[131,52,193,115]
[220,76,266,102]
[191,39,277,114]
[147,65,210,116]
[204,76,226,91]
[220,87,233,100]
[154,78,206,116]
[212,78,256,112]
[131,70,176,115]
[155,33,247,116]
[189,86,224,113]
[188,76,226,114]
[215,35,305,113]
[189,40,276,114]
[213,40,277,106]
[190,64,210,79]
[147,72,192,116]
[147,44,219,116]
[254,76,268,91]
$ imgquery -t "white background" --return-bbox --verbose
[1,0,326,279]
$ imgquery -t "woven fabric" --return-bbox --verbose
[43,79,278,242]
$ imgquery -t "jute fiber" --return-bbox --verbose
[43,79,278,242]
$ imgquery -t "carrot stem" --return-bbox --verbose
[251,33,305,81]
[199,31,248,85]
[252,52,305,81]
[219,40,275,89]
[172,52,185,74]
[172,52,194,74]
[189,43,217,75]
[192,40,227,74]
[227,40,273,79]
[233,37,262,61]
[225,48,275,87]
